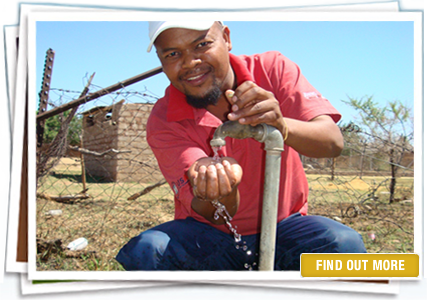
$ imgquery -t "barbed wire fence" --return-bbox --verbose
[35,56,414,271]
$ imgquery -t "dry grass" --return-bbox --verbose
[36,158,414,271]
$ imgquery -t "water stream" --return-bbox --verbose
[210,145,258,270]
[210,146,241,242]
[211,199,241,243]
[212,146,222,162]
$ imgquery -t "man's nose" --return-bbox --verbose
[182,50,202,69]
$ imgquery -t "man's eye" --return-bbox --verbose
[165,51,178,58]
[197,41,210,48]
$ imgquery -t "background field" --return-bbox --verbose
[36,157,414,271]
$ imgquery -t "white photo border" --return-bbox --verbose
[25,10,423,282]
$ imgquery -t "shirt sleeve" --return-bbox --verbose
[257,51,341,123]
[146,104,209,218]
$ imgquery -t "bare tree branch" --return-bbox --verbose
[69,145,131,157]
[127,180,167,201]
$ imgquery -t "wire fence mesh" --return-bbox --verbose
[35,77,414,271]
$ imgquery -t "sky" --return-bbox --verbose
[35,19,415,124]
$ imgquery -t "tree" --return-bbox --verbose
[43,111,82,146]
[37,110,83,180]
[342,96,414,203]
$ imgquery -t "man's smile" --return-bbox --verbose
[182,69,211,88]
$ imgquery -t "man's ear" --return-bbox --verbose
[222,25,232,51]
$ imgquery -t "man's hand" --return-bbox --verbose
[224,81,343,158]
[226,81,287,137]
[188,157,242,224]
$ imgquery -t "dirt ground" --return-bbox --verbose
[36,159,414,271]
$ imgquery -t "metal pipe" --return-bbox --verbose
[210,120,266,147]
[36,66,163,122]
[210,120,284,271]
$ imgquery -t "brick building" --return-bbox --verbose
[81,101,163,183]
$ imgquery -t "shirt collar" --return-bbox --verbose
[166,53,254,122]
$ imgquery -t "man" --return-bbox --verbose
[116,21,366,271]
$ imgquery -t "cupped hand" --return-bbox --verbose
[188,157,242,202]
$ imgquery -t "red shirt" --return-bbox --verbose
[147,51,341,236]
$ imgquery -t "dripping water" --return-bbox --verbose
[212,146,222,162]
[211,199,241,243]
[210,144,257,270]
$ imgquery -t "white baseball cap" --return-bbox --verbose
[147,21,223,52]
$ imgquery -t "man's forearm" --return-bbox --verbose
[284,115,343,158]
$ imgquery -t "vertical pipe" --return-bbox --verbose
[211,121,284,271]
[259,150,282,271]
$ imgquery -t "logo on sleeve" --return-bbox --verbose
[172,183,179,196]
[171,176,189,197]
[304,92,325,100]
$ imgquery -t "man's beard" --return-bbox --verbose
[185,84,222,109]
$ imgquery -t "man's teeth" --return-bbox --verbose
[188,74,203,81]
